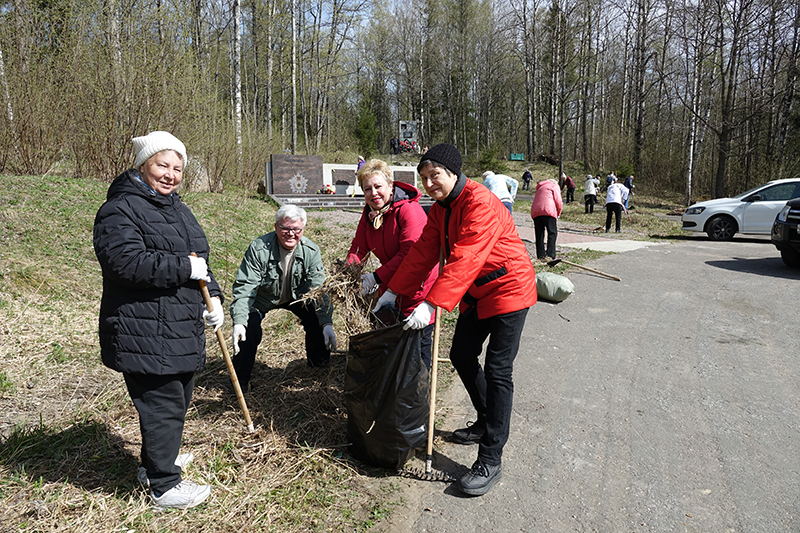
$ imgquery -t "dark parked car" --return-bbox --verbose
[771,197,800,267]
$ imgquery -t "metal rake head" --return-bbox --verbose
[398,464,456,483]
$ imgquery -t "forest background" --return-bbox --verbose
[1,0,800,202]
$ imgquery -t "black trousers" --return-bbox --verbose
[234,301,331,387]
[606,203,623,231]
[124,371,194,495]
[450,307,529,465]
[584,194,597,213]
[533,215,558,259]
[419,322,434,370]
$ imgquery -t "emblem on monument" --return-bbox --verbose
[288,172,309,193]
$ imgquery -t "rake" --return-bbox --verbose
[198,279,255,433]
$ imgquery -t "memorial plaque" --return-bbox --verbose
[270,154,324,194]
[393,170,416,187]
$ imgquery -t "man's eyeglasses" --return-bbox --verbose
[277,224,304,235]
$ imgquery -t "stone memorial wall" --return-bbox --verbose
[270,154,324,194]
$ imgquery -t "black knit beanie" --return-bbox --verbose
[419,143,462,177]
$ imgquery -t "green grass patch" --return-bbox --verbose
[0,372,15,395]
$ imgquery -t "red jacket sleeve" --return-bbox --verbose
[388,210,442,297]
[375,202,426,284]
[346,211,370,265]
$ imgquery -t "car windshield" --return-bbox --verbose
[732,181,800,201]
[732,184,769,199]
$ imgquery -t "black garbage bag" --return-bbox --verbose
[345,322,430,470]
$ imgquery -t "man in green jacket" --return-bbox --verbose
[230,205,336,390]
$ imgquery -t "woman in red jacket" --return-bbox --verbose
[373,144,537,497]
[346,158,438,367]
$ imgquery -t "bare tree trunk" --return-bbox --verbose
[0,45,14,127]
[632,0,649,177]
[14,0,29,77]
[776,4,800,179]
[712,0,750,198]
[157,0,164,45]
[419,50,425,148]
[106,0,121,91]
[530,0,541,157]
[291,0,298,153]
[250,0,259,123]
[234,0,243,178]
[619,18,631,137]
[265,0,276,140]
[685,49,701,206]
[580,0,592,171]
[548,0,559,155]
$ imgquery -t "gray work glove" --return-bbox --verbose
[232,324,247,355]
[323,324,337,352]
[360,273,379,296]
[371,290,397,314]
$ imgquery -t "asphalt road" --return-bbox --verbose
[387,236,800,532]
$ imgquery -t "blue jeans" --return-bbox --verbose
[502,201,513,215]
[449,306,529,465]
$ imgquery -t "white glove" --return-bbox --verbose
[360,273,379,296]
[203,297,224,331]
[232,324,247,355]
[188,255,211,282]
[323,324,337,352]
[403,302,435,330]
[371,290,397,314]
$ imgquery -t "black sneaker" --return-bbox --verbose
[451,420,486,445]
[458,459,502,496]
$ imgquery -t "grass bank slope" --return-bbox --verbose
[0,174,437,532]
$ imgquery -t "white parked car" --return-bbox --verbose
[681,178,800,240]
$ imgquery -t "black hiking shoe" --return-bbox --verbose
[458,459,502,496]
[451,420,486,445]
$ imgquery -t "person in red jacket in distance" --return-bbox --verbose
[373,143,537,496]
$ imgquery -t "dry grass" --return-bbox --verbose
[300,257,376,341]
[0,177,453,532]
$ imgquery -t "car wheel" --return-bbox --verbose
[780,248,800,268]
[706,216,737,241]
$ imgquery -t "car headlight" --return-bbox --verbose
[685,206,705,215]
[776,205,791,222]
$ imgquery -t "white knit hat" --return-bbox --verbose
[132,131,188,169]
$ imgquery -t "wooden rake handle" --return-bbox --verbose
[198,277,255,433]
[425,306,442,476]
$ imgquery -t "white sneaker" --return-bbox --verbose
[151,480,211,509]
[138,452,195,486]
[174,452,195,470]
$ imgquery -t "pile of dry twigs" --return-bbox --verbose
[301,255,377,342]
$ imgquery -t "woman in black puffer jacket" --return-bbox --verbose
[93,131,223,510]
